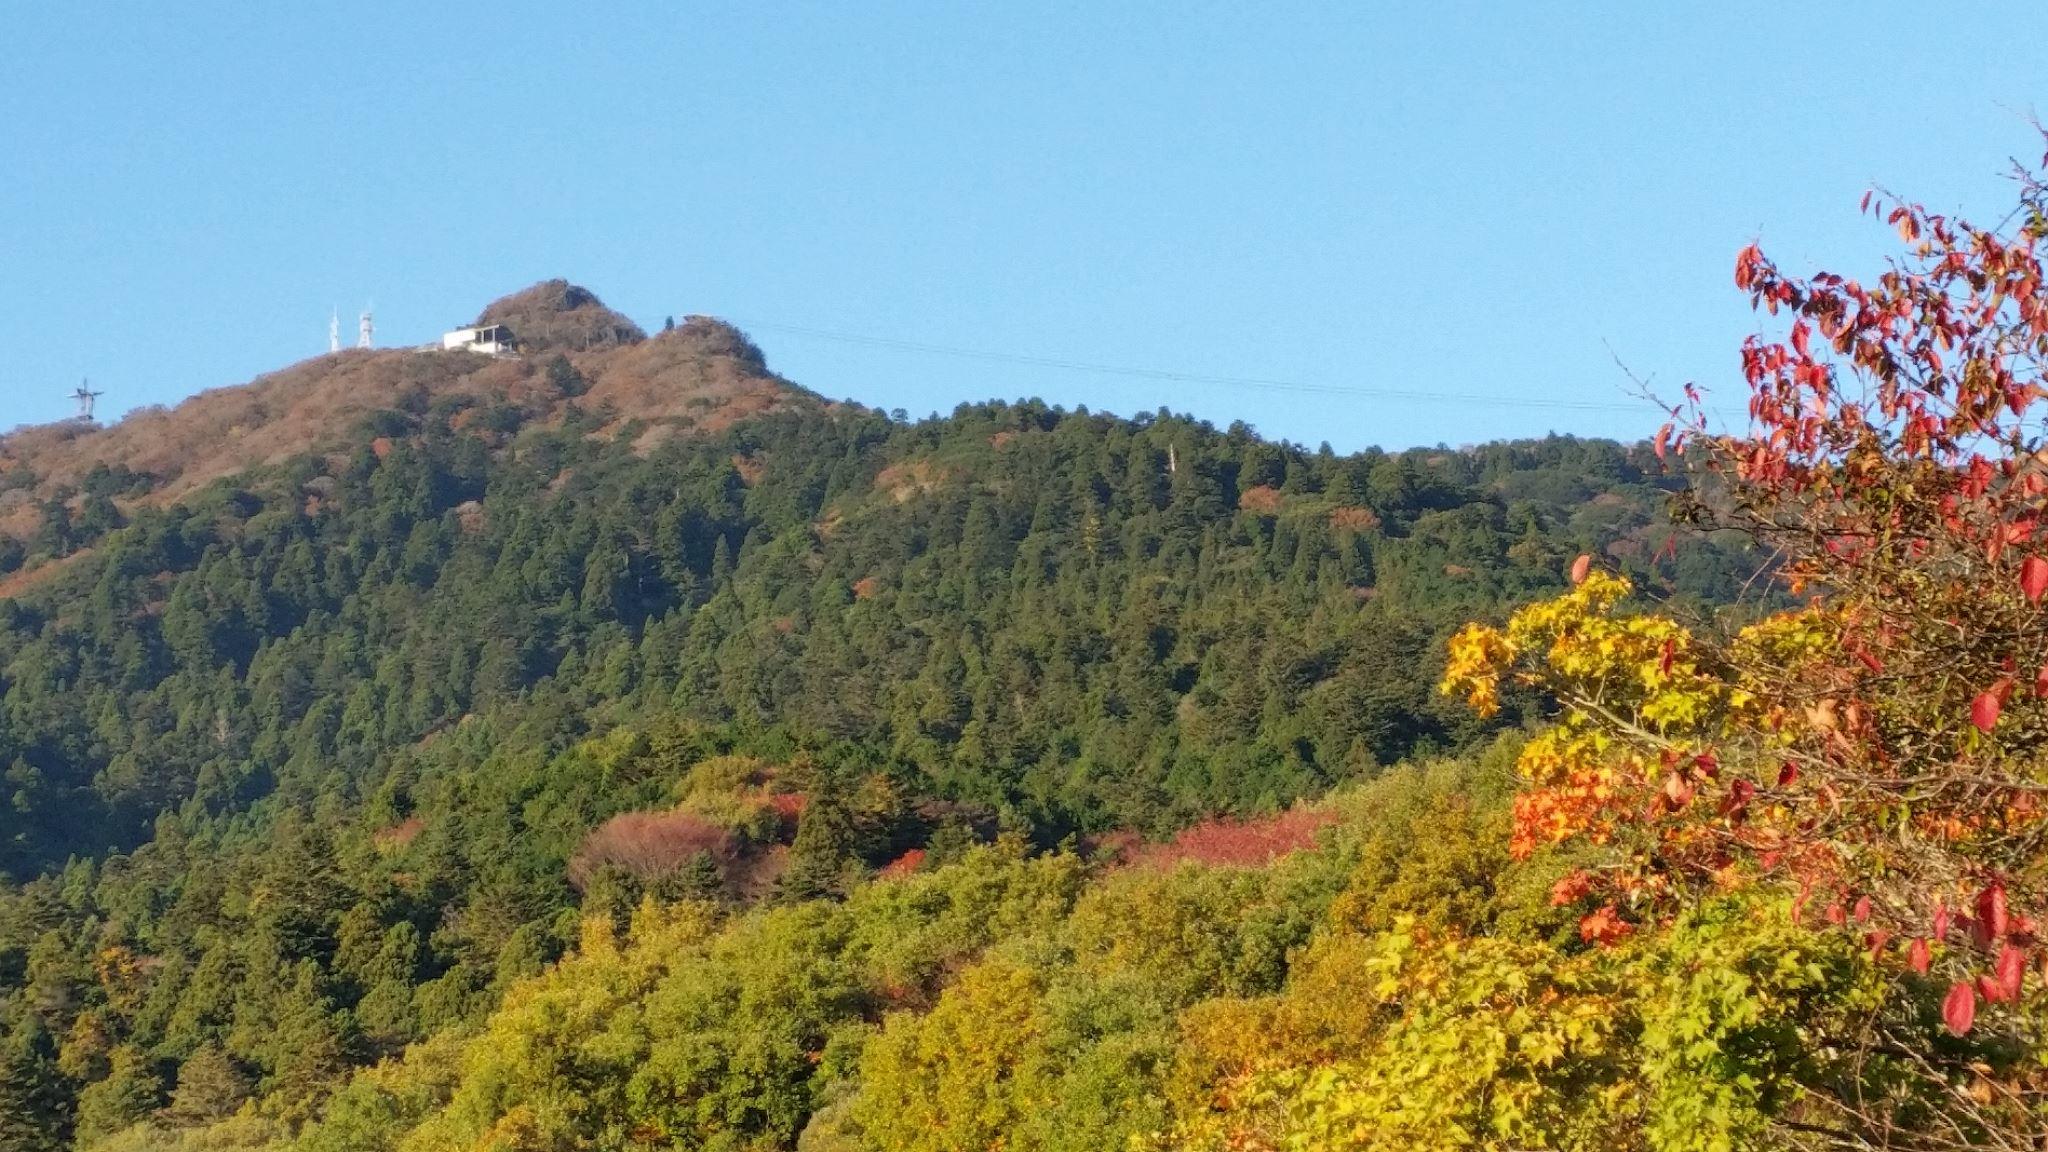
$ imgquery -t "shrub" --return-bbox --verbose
[567,811,736,890]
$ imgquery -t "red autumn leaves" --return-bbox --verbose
[1944,945,2027,1036]
[1926,882,2031,1035]
[2024,556,2048,605]
[1645,171,2048,1049]
[1967,559,2048,733]
[1577,903,1632,945]
[1944,982,1977,1036]
[1549,871,1636,945]
[1971,682,2008,734]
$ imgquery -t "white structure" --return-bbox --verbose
[358,308,374,349]
[329,308,341,354]
[440,323,518,356]
[73,380,102,421]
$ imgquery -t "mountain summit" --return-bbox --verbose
[0,284,814,571]
[475,279,648,353]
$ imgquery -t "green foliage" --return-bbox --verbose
[0,393,1758,1146]
[0,1020,71,1152]
[21,750,1980,1152]
[286,844,1087,1151]
[72,1045,161,1146]
[162,1044,249,1128]
[852,957,1054,1152]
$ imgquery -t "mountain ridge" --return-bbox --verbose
[0,283,818,565]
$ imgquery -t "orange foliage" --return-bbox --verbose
[372,816,426,851]
[874,459,952,503]
[1328,505,1381,532]
[1237,485,1284,514]
[876,848,927,880]
[1134,807,1335,869]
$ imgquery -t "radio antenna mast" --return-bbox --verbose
[329,308,341,354]
[72,379,102,422]
[358,304,374,350]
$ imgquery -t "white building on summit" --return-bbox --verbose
[440,323,518,355]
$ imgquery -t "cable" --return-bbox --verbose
[738,319,1657,415]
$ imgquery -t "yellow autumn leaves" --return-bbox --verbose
[1439,571,1842,862]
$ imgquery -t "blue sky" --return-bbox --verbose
[2,4,2042,450]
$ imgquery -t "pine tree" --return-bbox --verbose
[259,967,356,1123]
[164,1043,249,1127]
[781,798,855,901]
[660,850,725,902]
[72,1044,162,1145]
[0,1023,71,1152]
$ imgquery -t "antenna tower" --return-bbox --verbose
[358,305,374,350]
[329,308,341,354]
[72,379,103,422]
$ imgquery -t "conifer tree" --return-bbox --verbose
[0,1022,71,1152]
[163,1043,249,1127]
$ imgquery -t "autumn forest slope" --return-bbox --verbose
[0,283,1761,1150]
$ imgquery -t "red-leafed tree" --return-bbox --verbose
[1132,806,1336,869]
[567,810,737,891]
[1444,134,2048,1149]
[1694,145,2048,949]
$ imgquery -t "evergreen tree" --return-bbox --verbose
[163,1043,249,1128]
[72,1044,161,1145]
[781,798,856,901]
[0,1023,70,1152]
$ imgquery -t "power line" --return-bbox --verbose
[738,319,1658,415]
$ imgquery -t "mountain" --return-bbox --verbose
[473,279,649,352]
[0,284,814,587]
[0,287,1761,1150]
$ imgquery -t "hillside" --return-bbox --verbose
[0,283,814,579]
[0,297,1765,1151]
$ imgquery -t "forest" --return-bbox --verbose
[0,361,1744,1149]
[5,151,2047,1150]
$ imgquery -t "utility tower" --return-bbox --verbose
[72,380,102,422]
[329,308,341,354]
[358,306,374,349]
